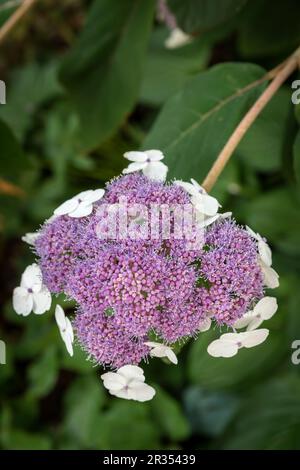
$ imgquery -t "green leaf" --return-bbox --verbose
[183,386,240,437]
[237,0,300,58]
[63,375,105,447]
[151,386,190,441]
[143,63,266,185]
[293,130,300,187]
[188,329,286,390]
[93,401,160,450]
[245,188,300,256]
[0,62,62,140]
[60,0,155,150]
[221,375,300,449]
[0,118,28,184]
[3,430,52,450]
[140,27,210,106]
[27,346,58,398]
[167,0,248,34]
[0,0,18,27]
[236,88,292,171]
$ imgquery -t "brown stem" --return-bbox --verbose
[202,47,300,192]
[0,178,25,197]
[0,0,37,45]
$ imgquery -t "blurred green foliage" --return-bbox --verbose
[0,0,300,450]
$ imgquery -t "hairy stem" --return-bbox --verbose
[202,47,300,192]
[0,0,37,45]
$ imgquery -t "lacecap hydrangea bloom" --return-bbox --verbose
[13,149,279,402]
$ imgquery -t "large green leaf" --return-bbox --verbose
[237,0,300,58]
[0,119,28,184]
[167,0,248,34]
[143,63,266,184]
[60,0,155,150]
[27,346,58,398]
[140,27,210,106]
[236,88,292,172]
[221,375,300,449]
[188,329,286,390]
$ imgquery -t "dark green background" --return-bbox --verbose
[1,0,300,450]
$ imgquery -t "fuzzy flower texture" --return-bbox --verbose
[14,149,279,402]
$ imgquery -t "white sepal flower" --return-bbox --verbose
[207,329,269,358]
[22,232,40,246]
[101,365,156,402]
[55,305,74,357]
[175,178,220,216]
[165,28,193,49]
[13,264,51,316]
[259,261,280,289]
[54,189,105,218]
[123,150,168,182]
[234,297,278,331]
[145,341,178,365]
[198,317,212,332]
[197,212,232,229]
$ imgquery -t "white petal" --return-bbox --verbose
[258,240,272,267]
[233,313,254,329]
[145,150,164,162]
[165,28,193,49]
[219,332,240,342]
[207,339,238,358]
[165,348,178,365]
[69,203,93,218]
[54,197,78,216]
[32,286,51,314]
[81,188,105,205]
[20,264,42,293]
[65,317,74,343]
[124,151,147,163]
[13,287,33,316]
[76,190,94,200]
[63,334,74,357]
[101,372,127,391]
[260,262,280,288]
[143,161,168,182]
[240,329,269,348]
[22,232,39,245]
[190,178,203,192]
[129,381,156,402]
[246,316,264,331]
[117,365,145,381]
[55,304,67,330]
[175,180,198,196]
[145,341,161,349]
[246,226,260,241]
[197,214,220,228]
[192,193,220,216]
[199,317,211,332]
[123,161,147,174]
[254,296,278,320]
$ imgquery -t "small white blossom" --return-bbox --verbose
[123,150,168,182]
[165,28,193,49]
[54,189,105,218]
[207,329,269,358]
[198,317,212,332]
[13,264,51,316]
[145,341,178,364]
[234,297,278,331]
[175,179,220,217]
[101,365,156,402]
[55,305,74,357]
[246,226,279,289]
[197,211,232,229]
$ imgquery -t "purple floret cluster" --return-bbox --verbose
[35,173,264,368]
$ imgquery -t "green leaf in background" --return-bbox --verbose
[143,63,266,183]
[27,346,58,398]
[188,329,286,390]
[0,118,28,184]
[183,386,240,437]
[151,386,190,441]
[236,88,292,172]
[63,375,105,448]
[140,27,210,106]
[221,375,300,449]
[237,0,300,58]
[245,188,300,257]
[2,429,52,450]
[167,0,248,34]
[0,0,18,27]
[0,62,62,141]
[60,0,155,150]
[293,130,300,188]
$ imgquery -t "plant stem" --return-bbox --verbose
[202,47,300,192]
[0,178,25,197]
[0,0,37,45]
